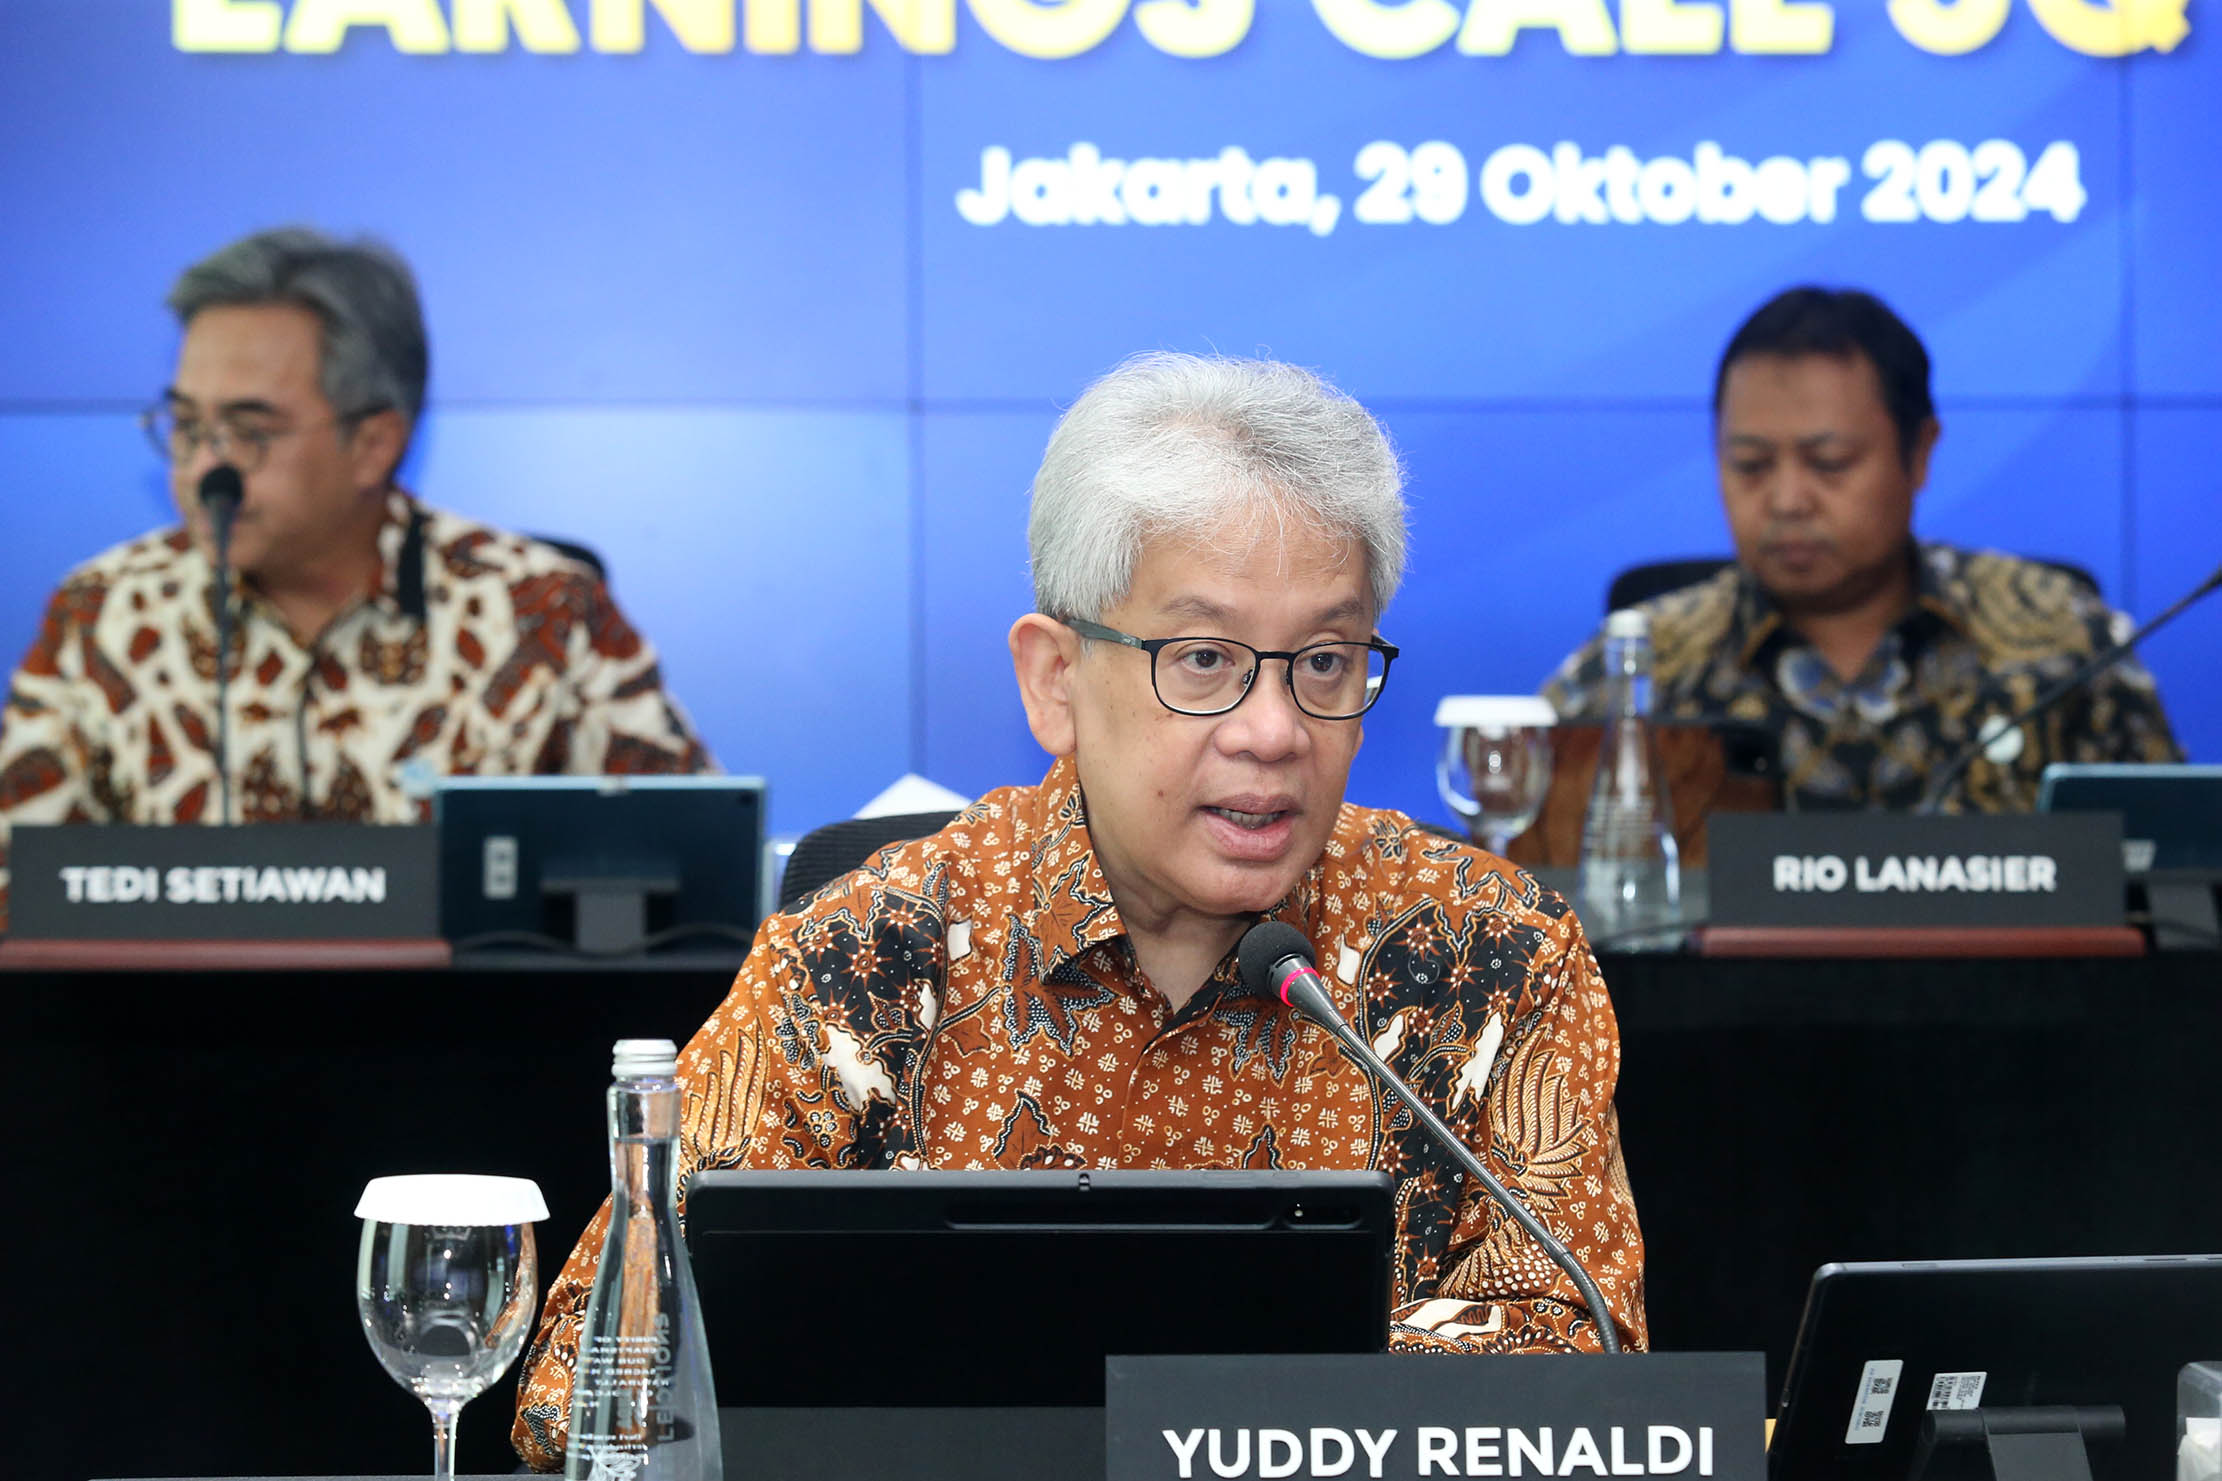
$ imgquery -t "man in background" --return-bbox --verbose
[1545,285,2180,811]
[0,227,711,928]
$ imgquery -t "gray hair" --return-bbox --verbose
[167,227,428,432]
[1029,353,1407,623]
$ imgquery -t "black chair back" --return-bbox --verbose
[778,810,959,911]
[1606,558,1731,612]
[528,534,608,584]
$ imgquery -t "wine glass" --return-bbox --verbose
[356,1174,549,1480]
[1435,695,1557,857]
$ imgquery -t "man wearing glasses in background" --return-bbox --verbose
[0,227,711,928]
[512,353,1646,1470]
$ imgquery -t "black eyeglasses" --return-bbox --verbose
[139,400,381,475]
[1062,617,1398,721]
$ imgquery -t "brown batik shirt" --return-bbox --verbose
[512,758,1647,1470]
[0,491,711,928]
[1543,544,2182,812]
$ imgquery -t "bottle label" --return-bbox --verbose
[572,1312,679,1475]
[570,1436,647,1481]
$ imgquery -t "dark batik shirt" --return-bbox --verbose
[512,758,1647,1470]
[1542,544,2182,812]
[0,491,711,927]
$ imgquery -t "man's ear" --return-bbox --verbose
[347,409,409,493]
[1907,416,1941,496]
[1010,613,1080,758]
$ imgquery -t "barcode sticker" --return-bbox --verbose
[1926,1371,1987,1411]
[1846,1359,1904,1445]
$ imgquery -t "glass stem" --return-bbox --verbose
[429,1400,460,1481]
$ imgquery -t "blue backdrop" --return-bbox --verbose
[2,2,2215,836]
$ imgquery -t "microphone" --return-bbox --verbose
[199,465,243,826]
[1916,559,2222,813]
[1236,921,1623,1355]
[199,462,243,544]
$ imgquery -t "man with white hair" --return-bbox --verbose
[513,353,1645,1470]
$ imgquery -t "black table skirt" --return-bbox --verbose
[24,951,2219,1481]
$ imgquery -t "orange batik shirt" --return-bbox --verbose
[513,758,1647,1470]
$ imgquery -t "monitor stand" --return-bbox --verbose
[1911,1405,2125,1481]
[543,871,679,954]
[722,1406,1101,1481]
[2144,870,2221,952]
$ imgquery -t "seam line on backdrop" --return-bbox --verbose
[0,397,912,415]
[12,395,2222,418]
[2117,54,2140,613]
[905,47,930,777]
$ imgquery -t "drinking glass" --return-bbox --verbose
[356,1174,549,1480]
[1435,695,1557,857]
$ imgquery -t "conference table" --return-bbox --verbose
[16,935,2218,1481]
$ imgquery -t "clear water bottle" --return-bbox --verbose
[1578,608,1683,951]
[564,1040,722,1481]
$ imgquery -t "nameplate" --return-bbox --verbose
[8,824,439,940]
[1106,1353,1764,1481]
[1707,813,2123,928]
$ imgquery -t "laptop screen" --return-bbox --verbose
[2038,763,2222,872]
[685,1168,1396,1409]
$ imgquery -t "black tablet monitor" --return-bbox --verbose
[434,774,766,956]
[686,1168,1396,1409]
[686,1169,1396,1481]
[1770,1255,2222,1481]
[2038,762,2222,872]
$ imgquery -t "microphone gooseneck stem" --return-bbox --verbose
[196,464,244,828]
[1917,561,2222,814]
[1276,964,1624,1356]
[211,516,234,827]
